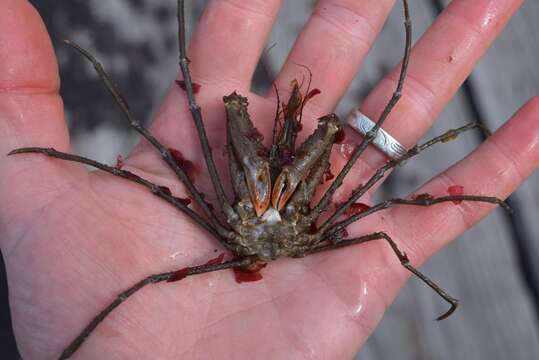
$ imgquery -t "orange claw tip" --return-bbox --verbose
[252,190,270,217]
[246,173,271,217]
[271,171,298,210]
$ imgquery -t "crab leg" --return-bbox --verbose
[58,257,252,359]
[225,93,272,217]
[325,194,511,241]
[272,114,341,210]
[308,232,458,321]
[311,0,411,218]
[8,147,224,240]
[316,122,497,234]
[177,0,236,220]
[62,40,229,237]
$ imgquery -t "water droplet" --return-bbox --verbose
[338,142,355,160]
[349,281,368,318]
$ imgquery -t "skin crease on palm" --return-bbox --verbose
[1,0,539,358]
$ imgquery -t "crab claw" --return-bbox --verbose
[271,169,300,211]
[244,158,271,217]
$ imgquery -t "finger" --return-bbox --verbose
[271,0,395,113]
[0,0,75,248]
[304,98,539,341]
[331,0,522,201]
[188,0,282,85]
[387,97,539,264]
[0,0,68,153]
[127,0,282,173]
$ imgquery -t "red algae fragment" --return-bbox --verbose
[324,167,335,182]
[175,80,201,94]
[309,221,318,234]
[123,170,139,181]
[334,129,346,144]
[115,155,124,169]
[203,253,225,267]
[233,263,267,283]
[168,147,197,181]
[447,185,464,204]
[158,186,172,196]
[174,196,192,207]
[304,88,321,102]
[344,202,370,217]
[167,267,190,282]
[167,254,224,283]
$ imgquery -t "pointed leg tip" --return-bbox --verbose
[7,147,36,156]
[435,301,458,321]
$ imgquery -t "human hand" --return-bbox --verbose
[1,0,538,359]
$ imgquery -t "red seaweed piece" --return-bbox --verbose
[447,185,464,204]
[233,263,267,283]
[175,80,201,94]
[158,186,172,196]
[344,202,370,217]
[295,122,303,132]
[168,147,197,181]
[115,155,124,169]
[324,167,335,182]
[304,88,321,102]
[309,221,318,234]
[334,129,346,144]
[123,170,139,181]
[167,254,224,283]
[167,267,190,283]
[203,253,225,267]
[174,196,192,207]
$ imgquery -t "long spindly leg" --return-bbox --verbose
[61,40,230,238]
[325,194,511,240]
[176,0,236,219]
[316,122,493,234]
[308,232,458,321]
[311,0,412,219]
[58,257,252,359]
[8,147,228,241]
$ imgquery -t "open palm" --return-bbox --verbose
[2,0,538,359]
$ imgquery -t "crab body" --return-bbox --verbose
[222,89,341,261]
